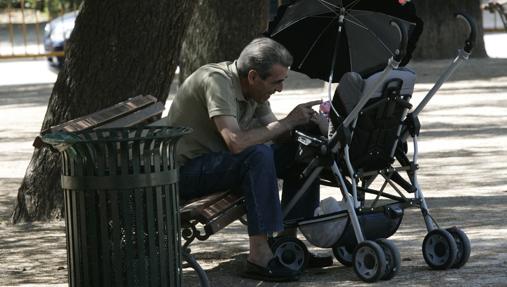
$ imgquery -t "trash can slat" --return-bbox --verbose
[156,187,168,287]
[98,190,112,287]
[145,188,159,287]
[110,190,123,286]
[86,191,100,287]
[134,188,147,286]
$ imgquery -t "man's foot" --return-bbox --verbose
[307,252,334,268]
[242,257,301,282]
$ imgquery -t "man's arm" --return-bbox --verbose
[214,115,291,154]
[257,111,278,126]
[214,100,321,154]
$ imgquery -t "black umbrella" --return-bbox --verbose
[267,0,421,82]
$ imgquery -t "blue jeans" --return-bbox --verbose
[178,142,320,236]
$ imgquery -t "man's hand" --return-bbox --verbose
[282,100,322,129]
[214,100,322,154]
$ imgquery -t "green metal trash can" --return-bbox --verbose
[42,126,191,287]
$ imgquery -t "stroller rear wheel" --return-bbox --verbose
[422,229,458,270]
[332,244,354,267]
[353,240,386,282]
[446,227,471,269]
[270,236,309,272]
[375,238,401,280]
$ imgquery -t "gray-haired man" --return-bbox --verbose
[164,37,329,282]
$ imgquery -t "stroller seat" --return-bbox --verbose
[331,68,416,173]
[293,69,417,247]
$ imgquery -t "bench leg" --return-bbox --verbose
[182,248,210,287]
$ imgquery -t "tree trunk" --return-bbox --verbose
[413,0,487,59]
[12,0,196,222]
[179,0,269,82]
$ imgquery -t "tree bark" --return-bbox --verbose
[179,0,269,82]
[413,0,487,59]
[12,0,196,222]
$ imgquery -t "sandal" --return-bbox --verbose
[242,257,301,282]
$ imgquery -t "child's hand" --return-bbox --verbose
[319,100,331,117]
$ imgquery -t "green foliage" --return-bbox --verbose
[47,0,82,17]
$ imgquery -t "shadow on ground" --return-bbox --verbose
[410,58,507,83]
[182,195,507,287]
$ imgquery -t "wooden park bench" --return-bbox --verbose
[180,191,246,285]
[35,95,246,286]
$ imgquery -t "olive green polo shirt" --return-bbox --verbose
[162,61,272,165]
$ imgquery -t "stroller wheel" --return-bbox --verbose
[375,238,401,280]
[422,229,458,270]
[270,237,309,272]
[353,240,386,282]
[446,227,471,269]
[332,244,354,267]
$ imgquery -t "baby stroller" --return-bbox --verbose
[267,0,476,282]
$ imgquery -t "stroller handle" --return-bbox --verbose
[455,13,477,53]
[389,19,408,63]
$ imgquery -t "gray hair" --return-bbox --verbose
[237,37,293,79]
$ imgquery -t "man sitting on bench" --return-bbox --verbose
[161,37,330,282]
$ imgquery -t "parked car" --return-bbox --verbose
[44,11,77,66]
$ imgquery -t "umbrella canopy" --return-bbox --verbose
[267,0,421,82]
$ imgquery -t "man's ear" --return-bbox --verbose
[247,69,257,84]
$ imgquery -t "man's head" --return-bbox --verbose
[237,37,293,103]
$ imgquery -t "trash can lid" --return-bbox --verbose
[41,126,192,151]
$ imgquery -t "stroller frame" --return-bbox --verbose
[274,13,476,282]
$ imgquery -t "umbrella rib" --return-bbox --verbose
[308,15,338,18]
[317,0,340,9]
[344,0,362,10]
[343,12,394,56]
[316,0,341,17]
[270,14,336,36]
[343,14,369,30]
[298,17,338,70]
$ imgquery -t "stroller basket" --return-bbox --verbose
[298,211,349,248]
[299,202,404,248]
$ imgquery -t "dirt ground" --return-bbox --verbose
[0,57,506,286]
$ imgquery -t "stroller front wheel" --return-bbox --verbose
[353,240,386,282]
[270,236,309,272]
[422,229,458,270]
[446,227,471,269]
[375,238,401,280]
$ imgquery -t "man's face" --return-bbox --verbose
[248,64,288,103]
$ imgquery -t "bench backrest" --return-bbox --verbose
[33,95,164,148]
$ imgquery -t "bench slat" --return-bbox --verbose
[47,95,157,133]
[205,203,246,235]
[33,95,158,148]
[180,191,245,224]
[96,102,164,129]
